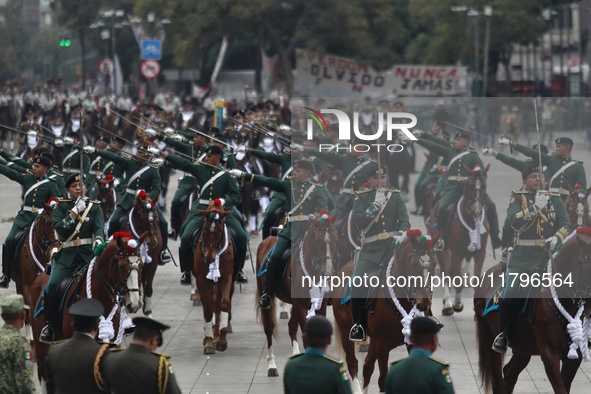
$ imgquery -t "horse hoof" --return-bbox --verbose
[144,311,153,318]
[204,346,215,355]
[193,299,202,307]
[214,341,227,352]
[442,307,454,316]
[226,323,233,334]
[359,343,369,352]
[267,368,279,377]
[453,302,464,313]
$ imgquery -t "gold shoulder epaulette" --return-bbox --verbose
[149,163,160,168]
[108,348,124,353]
[58,197,72,202]
[288,353,304,359]
[90,199,101,204]
[429,356,450,366]
[356,189,371,194]
[387,188,401,193]
[323,353,343,364]
[121,152,132,160]
[51,170,63,176]
[389,356,407,365]
[26,169,33,175]
[151,351,171,359]
[512,190,528,194]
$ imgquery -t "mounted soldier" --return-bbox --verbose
[86,136,115,198]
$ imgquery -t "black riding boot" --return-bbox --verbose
[259,257,282,309]
[179,245,192,286]
[492,298,518,353]
[40,292,55,343]
[159,220,171,265]
[0,244,11,288]
[349,297,366,341]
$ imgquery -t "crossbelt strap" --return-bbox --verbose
[548,160,577,186]
[61,238,93,248]
[23,178,50,201]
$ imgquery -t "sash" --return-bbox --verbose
[65,201,94,243]
[549,160,577,186]
[289,185,316,215]
[343,160,372,186]
[199,170,226,197]
[126,166,151,186]
[23,178,50,201]
[446,151,471,173]
[62,148,78,166]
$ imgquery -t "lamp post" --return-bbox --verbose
[482,6,493,97]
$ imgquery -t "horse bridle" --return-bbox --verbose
[465,174,486,217]
[398,247,437,301]
[200,217,226,255]
[308,224,337,272]
[132,203,159,243]
[550,247,591,302]
[95,251,142,304]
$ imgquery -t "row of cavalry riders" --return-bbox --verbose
[0,120,590,393]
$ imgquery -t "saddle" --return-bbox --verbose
[258,246,291,277]
[8,226,30,261]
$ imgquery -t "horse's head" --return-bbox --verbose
[558,227,591,300]
[306,211,338,276]
[132,190,160,247]
[565,185,591,229]
[396,229,438,312]
[462,163,489,218]
[40,198,58,231]
[107,232,147,313]
[198,203,233,264]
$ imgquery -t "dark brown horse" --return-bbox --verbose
[332,230,438,393]
[31,232,146,382]
[193,204,235,354]
[124,191,162,317]
[256,212,337,376]
[431,164,490,316]
[564,186,591,229]
[475,227,591,394]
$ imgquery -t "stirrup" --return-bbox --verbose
[434,238,445,252]
[491,332,508,354]
[39,325,54,344]
[349,324,365,342]
[258,293,272,309]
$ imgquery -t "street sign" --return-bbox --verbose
[141,40,162,60]
[141,60,161,79]
[98,58,114,75]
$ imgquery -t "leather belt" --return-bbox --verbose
[548,187,569,196]
[22,206,40,213]
[448,176,468,182]
[126,188,137,195]
[515,239,546,247]
[61,238,93,248]
[287,214,309,223]
[65,169,82,174]
[342,188,354,194]
[362,231,397,245]
[198,199,215,205]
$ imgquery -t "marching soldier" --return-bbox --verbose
[283,315,351,394]
[101,317,181,394]
[491,163,570,353]
[45,299,107,394]
[500,136,587,201]
[349,164,410,341]
[385,317,455,394]
[39,174,105,343]
[229,159,328,309]
[86,142,172,264]
[416,130,501,251]
[0,294,35,394]
[159,145,247,285]
[0,156,60,288]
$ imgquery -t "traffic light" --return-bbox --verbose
[58,34,71,48]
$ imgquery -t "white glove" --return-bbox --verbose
[534,191,550,210]
[93,239,102,250]
[63,136,74,145]
[152,157,164,165]
[113,179,120,187]
[173,134,184,142]
[83,145,96,154]
[72,197,87,215]
[370,200,383,212]
[374,190,387,207]
[229,169,245,178]
[55,139,64,147]
[145,128,157,138]
[163,127,175,135]
[235,144,246,154]
[413,130,423,138]
[481,147,493,156]
[147,146,160,155]
[497,135,511,146]
[546,236,558,251]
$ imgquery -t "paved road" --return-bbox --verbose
[1,139,590,393]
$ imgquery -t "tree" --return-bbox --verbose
[0,0,31,82]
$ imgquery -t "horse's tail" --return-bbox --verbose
[475,302,502,393]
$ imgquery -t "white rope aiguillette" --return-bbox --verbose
[457,196,487,252]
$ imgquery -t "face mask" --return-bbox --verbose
[27,135,38,149]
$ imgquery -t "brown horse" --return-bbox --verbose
[564,186,591,229]
[95,174,117,224]
[431,164,490,316]
[336,211,360,274]
[193,204,235,354]
[332,230,438,393]
[256,212,338,377]
[124,191,162,317]
[30,232,146,382]
[12,201,60,340]
[475,227,591,394]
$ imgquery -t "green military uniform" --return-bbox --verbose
[283,348,352,394]
[102,344,181,394]
[44,195,104,324]
[416,135,499,244]
[416,133,451,203]
[96,150,169,251]
[86,150,115,198]
[245,169,328,302]
[166,153,247,279]
[160,133,208,237]
[53,142,90,181]
[248,148,292,238]
[0,152,66,197]
[45,333,107,394]
[0,163,59,282]
[514,143,586,200]
[310,149,371,221]
[0,324,35,394]
[384,349,455,394]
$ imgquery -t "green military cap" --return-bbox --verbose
[411,317,441,334]
[521,162,541,180]
[34,156,52,168]
[68,298,104,318]
[555,137,573,146]
[305,315,333,338]
[454,130,471,141]
[293,159,315,174]
[111,135,126,146]
[132,317,170,346]
[532,144,549,154]
[366,163,388,178]
[1,294,30,314]
[205,145,224,156]
[65,173,85,188]
[40,152,56,165]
